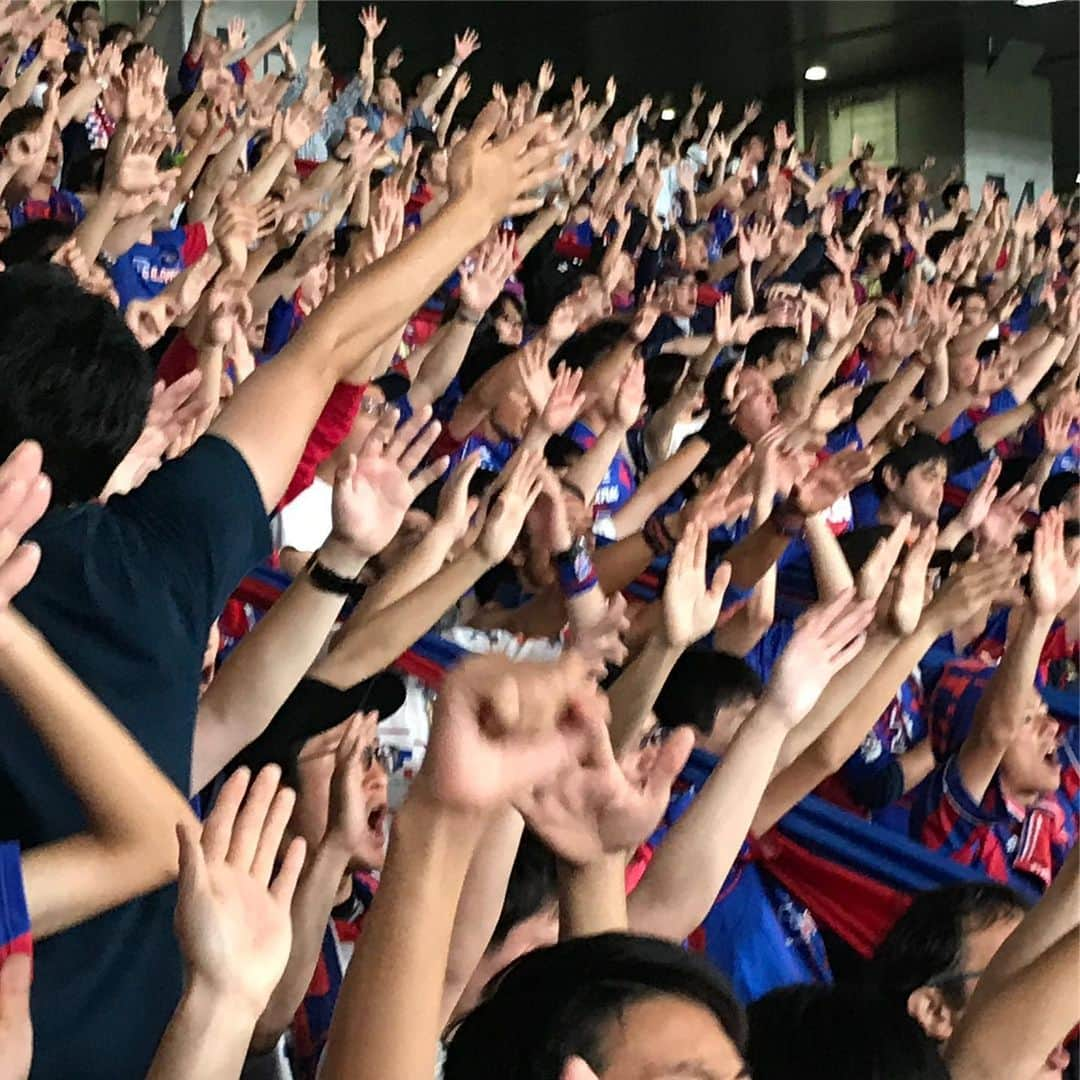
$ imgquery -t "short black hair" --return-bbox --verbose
[644,357,687,412]
[861,232,893,264]
[100,21,134,48]
[837,525,892,576]
[488,829,558,953]
[68,1,101,28]
[744,326,799,367]
[926,230,958,264]
[949,284,984,307]
[873,434,949,498]
[121,42,150,70]
[552,319,627,373]
[0,264,155,505]
[0,104,43,147]
[942,182,967,210]
[0,219,75,264]
[1040,471,1078,513]
[445,932,747,1080]
[655,651,763,736]
[870,882,1028,1011]
[748,984,949,1080]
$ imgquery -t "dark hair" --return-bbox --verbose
[551,319,626,373]
[644,357,687,412]
[949,284,984,307]
[0,104,43,147]
[445,932,747,1080]
[488,829,558,953]
[926,230,958,265]
[655,651,763,736]
[744,326,799,367]
[870,883,1028,1011]
[100,21,134,48]
[64,147,106,195]
[837,525,893,575]
[0,219,75,264]
[873,434,949,498]
[67,1,100,31]
[0,264,155,505]
[861,233,893,264]
[121,42,150,70]
[1040,470,1078,513]
[748,984,949,1080]
[942,182,967,210]
[544,433,585,471]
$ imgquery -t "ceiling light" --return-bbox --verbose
[1014,0,1062,6]
[804,65,827,82]
[660,107,676,121]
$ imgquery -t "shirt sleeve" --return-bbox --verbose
[111,435,271,636]
[0,843,31,963]
[913,755,1008,863]
[181,222,209,267]
[322,77,364,144]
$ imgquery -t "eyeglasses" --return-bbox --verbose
[359,397,390,417]
[297,740,402,773]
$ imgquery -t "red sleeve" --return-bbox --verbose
[429,427,467,462]
[279,382,364,510]
[180,222,208,267]
[157,330,197,386]
[232,58,252,86]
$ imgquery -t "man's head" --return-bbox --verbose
[874,434,949,526]
[942,182,968,212]
[684,228,711,272]
[68,1,103,45]
[1040,471,1079,519]
[745,326,803,377]
[0,106,62,189]
[446,932,747,1080]
[375,75,403,114]
[0,265,154,506]
[999,689,1062,804]
[655,651,764,756]
[860,233,893,279]
[665,270,699,318]
[950,285,988,329]
[731,365,780,442]
[862,306,897,360]
[871,883,1028,1043]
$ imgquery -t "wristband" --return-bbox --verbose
[643,513,677,556]
[554,537,598,598]
[305,553,365,600]
[769,497,806,539]
[455,307,481,326]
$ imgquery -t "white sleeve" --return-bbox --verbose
[277,481,333,553]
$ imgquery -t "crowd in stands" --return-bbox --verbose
[0,0,1076,1077]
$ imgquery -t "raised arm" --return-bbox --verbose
[208,109,561,513]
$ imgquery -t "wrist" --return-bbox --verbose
[180,973,264,1034]
[455,305,482,326]
[318,535,372,575]
[769,497,806,538]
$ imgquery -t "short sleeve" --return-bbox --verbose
[0,843,31,962]
[111,435,271,634]
[277,481,332,552]
[912,755,1008,857]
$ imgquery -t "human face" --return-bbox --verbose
[773,338,804,375]
[732,368,779,442]
[949,349,980,391]
[594,994,747,1079]
[1000,695,1061,803]
[685,233,709,272]
[961,293,988,327]
[40,127,63,185]
[291,716,391,872]
[745,135,766,165]
[863,313,895,358]
[186,104,210,141]
[817,272,843,306]
[702,697,757,757]
[493,298,524,346]
[428,147,449,186]
[672,275,698,317]
[77,8,103,44]
[376,77,402,114]
[0,204,10,243]
[887,458,947,526]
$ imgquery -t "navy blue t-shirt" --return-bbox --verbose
[0,435,270,1079]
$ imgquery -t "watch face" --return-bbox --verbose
[573,542,591,581]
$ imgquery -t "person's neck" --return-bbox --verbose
[578,408,606,435]
[877,499,905,527]
[999,775,1042,810]
[29,180,53,201]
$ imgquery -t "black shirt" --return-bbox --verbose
[0,435,270,1080]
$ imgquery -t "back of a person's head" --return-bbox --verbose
[861,232,893,263]
[747,984,949,1080]
[0,220,75,265]
[0,264,154,506]
[655,651,763,736]
[552,319,627,373]
[644,357,687,412]
[870,882,1028,1009]
[873,433,948,497]
[445,932,746,1080]
[942,181,966,210]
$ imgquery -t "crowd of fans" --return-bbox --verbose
[0,0,1076,1077]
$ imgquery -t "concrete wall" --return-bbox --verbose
[963,42,1053,199]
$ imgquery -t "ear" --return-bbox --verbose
[882,464,901,494]
[906,986,956,1042]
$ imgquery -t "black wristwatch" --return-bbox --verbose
[305,553,365,600]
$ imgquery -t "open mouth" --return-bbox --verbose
[367,805,388,840]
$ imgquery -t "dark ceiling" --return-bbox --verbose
[319,1,1078,188]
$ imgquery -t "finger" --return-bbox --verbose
[225,764,282,872]
[0,542,41,605]
[411,455,449,494]
[250,785,296,888]
[270,835,307,906]
[707,560,732,602]
[199,766,249,863]
[175,819,208,913]
[400,419,442,477]
[0,441,44,493]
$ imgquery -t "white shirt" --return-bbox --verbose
[274,477,333,553]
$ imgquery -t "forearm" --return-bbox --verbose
[146,981,259,1080]
[57,78,101,128]
[947,926,1080,1080]
[7,56,45,110]
[191,538,364,791]
[608,637,681,754]
[252,841,350,1051]
[314,549,493,688]
[409,319,476,412]
[855,362,926,445]
[974,401,1035,452]
[804,513,855,600]
[441,810,524,1027]
[73,187,125,264]
[245,18,296,71]
[565,424,629,506]
[611,438,708,538]
[234,141,292,206]
[321,796,483,1080]
[630,704,789,940]
[558,853,628,940]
